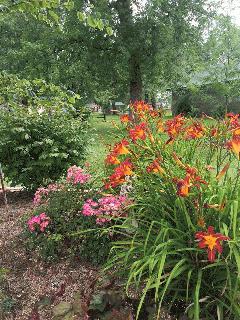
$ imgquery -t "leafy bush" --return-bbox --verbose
[103,102,240,319]
[0,108,88,189]
[23,165,129,265]
[0,72,85,115]
[0,74,90,189]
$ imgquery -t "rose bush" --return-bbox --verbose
[103,102,240,320]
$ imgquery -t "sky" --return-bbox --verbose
[219,0,240,25]
[134,0,240,26]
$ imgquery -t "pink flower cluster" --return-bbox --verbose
[33,184,62,206]
[33,187,49,206]
[27,212,50,232]
[66,166,91,185]
[82,195,128,224]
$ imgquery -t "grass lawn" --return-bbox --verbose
[86,113,122,171]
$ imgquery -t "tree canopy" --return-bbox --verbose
[0,0,223,104]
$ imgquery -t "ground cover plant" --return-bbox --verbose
[102,103,240,320]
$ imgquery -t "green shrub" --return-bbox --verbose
[0,107,88,189]
[0,72,83,113]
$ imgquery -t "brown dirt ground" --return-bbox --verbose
[0,190,98,320]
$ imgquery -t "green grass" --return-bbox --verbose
[86,114,122,172]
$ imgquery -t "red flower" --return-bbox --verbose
[176,175,191,197]
[195,226,230,262]
[129,122,147,142]
[146,158,165,175]
[185,122,205,139]
[113,139,130,155]
[120,114,131,123]
[165,114,185,142]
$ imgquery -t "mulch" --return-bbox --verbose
[0,190,98,320]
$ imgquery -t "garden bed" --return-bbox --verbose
[0,191,98,320]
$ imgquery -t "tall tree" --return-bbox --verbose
[0,0,214,102]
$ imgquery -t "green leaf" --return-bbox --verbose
[96,19,104,31]
[106,26,113,36]
[194,270,202,320]
[64,1,74,11]
[49,10,59,23]
[77,11,86,22]
[87,15,97,29]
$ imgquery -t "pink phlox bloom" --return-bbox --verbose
[66,165,91,185]
[27,212,50,233]
[82,195,128,224]
[33,187,49,206]
[82,199,99,216]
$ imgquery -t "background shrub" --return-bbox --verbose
[0,73,89,189]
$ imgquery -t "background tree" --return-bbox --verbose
[0,0,215,104]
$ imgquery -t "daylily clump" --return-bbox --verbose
[105,103,240,319]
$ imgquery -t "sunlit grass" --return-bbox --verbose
[86,114,122,172]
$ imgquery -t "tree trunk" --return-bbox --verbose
[129,53,142,102]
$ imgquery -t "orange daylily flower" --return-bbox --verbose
[105,154,120,165]
[129,123,147,142]
[131,100,150,114]
[176,175,191,197]
[120,114,131,123]
[165,114,185,142]
[113,139,130,155]
[105,159,133,188]
[115,159,133,176]
[195,226,230,262]
[185,122,206,139]
[226,135,240,159]
[226,113,240,129]
[146,158,165,175]
[176,166,206,197]
[233,127,240,136]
